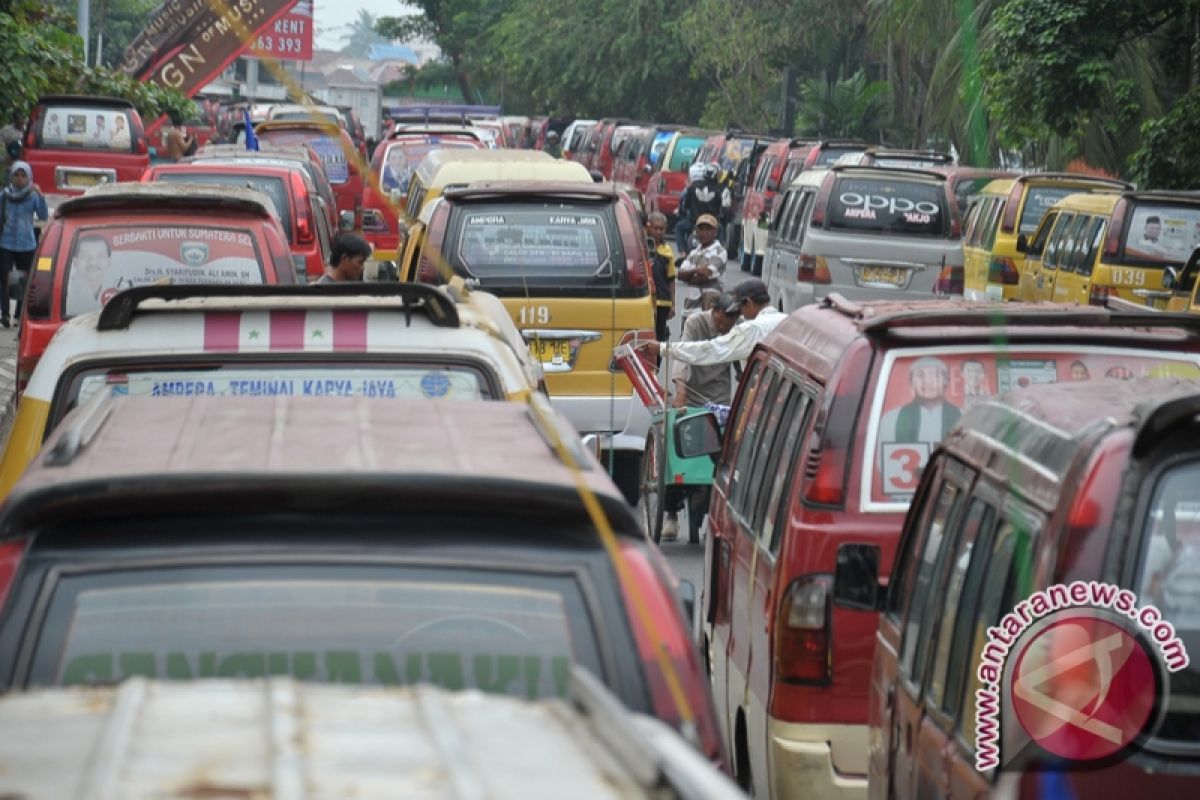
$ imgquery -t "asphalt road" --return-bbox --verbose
[653,251,754,591]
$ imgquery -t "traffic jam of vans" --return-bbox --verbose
[2,91,1200,799]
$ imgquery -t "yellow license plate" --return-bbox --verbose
[532,339,572,363]
[1167,297,1190,313]
[65,172,102,188]
[1153,296,1170,311]
[859,265,905,285]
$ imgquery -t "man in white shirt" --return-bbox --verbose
[677,213,727,317]
[637,278,786,370]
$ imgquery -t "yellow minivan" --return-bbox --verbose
[398,150,591,279]
[1019,191,1200,307]
[961,173,1131,301]
[409,181,657,504]
[0,283,546,499]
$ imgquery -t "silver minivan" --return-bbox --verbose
[765,165,964,311]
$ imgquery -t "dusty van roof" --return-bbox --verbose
[3,395,626,537]
[55,182,277,218]
[414,149,590,189]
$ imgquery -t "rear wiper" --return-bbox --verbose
[592,259,613,279]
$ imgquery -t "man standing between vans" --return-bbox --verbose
[315,233,371,284]
[646,212,676,341]
[677,214,727,317]
[637,278,784,369]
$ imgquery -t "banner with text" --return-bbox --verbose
[249,0,313,61]
[120,0,297,96]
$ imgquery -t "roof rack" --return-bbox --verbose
[820,293,1200,336]
[828,163,950,181]
[96,284,461,332]
[1014,172,1133,190]
[1134,392,1200,457]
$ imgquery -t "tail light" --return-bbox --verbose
[987,258,1020,285]
[1088,283,1111,306]
[610,329,657,372]
[417,203,451,284]
[291,172,314,244]
[999,181,1025,234]
[798,254,831,284]
[0,539,27,614]
[25,106,43,149]
[24,222,59,321]
[617,541,726,765]
[1102,197,1130,259]
[131,113,149,155]
[1059,433,1130,578]
[775,575,832,683]
[934,264,964,295]
[803,347,870,506]
[808,173,836,228]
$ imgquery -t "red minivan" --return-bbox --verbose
[143,161,334,281]
[16,183,296,396]
[685,296,1200,798]
[21,95,150,213]
[739,139,816,274]
[255,120,365,231]
[835,372,1200,799]
[643,130,709,226]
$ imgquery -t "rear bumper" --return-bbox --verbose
[768,718,869,800]
[548,393,651,453]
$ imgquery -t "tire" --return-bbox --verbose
[640,432,666,543]
[739,237,752,272]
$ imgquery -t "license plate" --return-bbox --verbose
[1167,296,1190,313]
[532,338,572,364]
[858,265,905,286]
[65,172,102,188]
[1152,296,1170,311]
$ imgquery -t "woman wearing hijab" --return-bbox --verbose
[0,161,48,327]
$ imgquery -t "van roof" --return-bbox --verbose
[3,395,623,538]
[765,295,1200,379]
[415,150,590,190]
[54,182,276,218]
[444,180,618,202]
[979,172,1134,197]
[1048,192,1123,214]
[783,168,828,190]
[36,94,135,109]
[943,378,1200,509]
[829,164,949,182]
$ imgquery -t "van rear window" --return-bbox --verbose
[1137,462,1200,748]
[154,173,291,239]
[35,566,600,700]
[864,347,1200,510]
[829,177,947,236]
[380,138,481,192]
[1122,203,1200,266]
[257,130,350,183]
[450,203,623,291]
[35,105,135,153]
[1020,187,1081,233]
[668,137,705,172]
[62,226,265,319]
[815,147,865,166]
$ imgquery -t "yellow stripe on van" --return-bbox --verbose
[0,399,52,500]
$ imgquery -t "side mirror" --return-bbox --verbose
[674,411,722,460]
[339,210,355,232]
[1015,233,1029,254]
[1163,265,1179,290]
[678,579,697,629]
[832,543,886,611]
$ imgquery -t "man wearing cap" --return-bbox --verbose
[677,213,727,317]
[637,278,785,369]
[878,356,962,446]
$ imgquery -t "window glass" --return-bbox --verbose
[1020,187,1080,234]
[256,130,350,183]
[887,457,943,622]
[771,192,795,233]
[982,198,1005,249]
[764,392,814,552]
[1070,217,1105,275]
[744,382,797,533]
[942,511,996,722]
[814,146,865,166]
[1027,211,1057,258]
[963,200,985,247]
[1123,203,1200,266]
[1055,214,1088,271]
[379,137,480,192]
[786,192,814,243]
[155,173,292,240]
[63,226,265,319]
[36,104,135,153]
[729,371,779,517]
[828,177,948,237]
[668,137,706,172]
[927,500,993,712]
[37,567,601,700]
[900,481,961,681]
[1135,461,1200,746]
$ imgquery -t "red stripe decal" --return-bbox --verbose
[204,311,241,352]
[270,310,306,351]
[333,310,368,351]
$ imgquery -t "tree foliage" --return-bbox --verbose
[1130,85,1200,190]
[340,10,387,56]
[0,0,193,126]
[796,69,893,140]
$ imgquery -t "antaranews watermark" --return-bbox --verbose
[974,580,1190,771]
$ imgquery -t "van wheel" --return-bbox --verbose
[611,450,642,508]
[640,433,666,543]
[735,711,754,795]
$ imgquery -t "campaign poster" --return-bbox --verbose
[1123,204,1200,265]
[64,226,266,319]
[866,348,1200,507]
[256,130,349,183]
[39,106,133,152]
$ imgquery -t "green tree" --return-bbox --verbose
[377,1,513,103]
[340,10,387,55]
[796,69,893,141]
[1129,85,1200,189]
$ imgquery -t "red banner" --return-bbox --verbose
[121,0,296,96]
[249,0,313,61]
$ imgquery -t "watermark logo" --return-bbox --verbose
[974,581,1189,771]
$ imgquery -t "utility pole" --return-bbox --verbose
[77,0,89,65]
